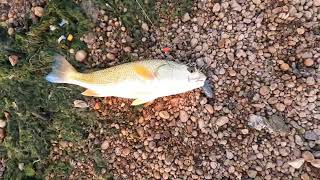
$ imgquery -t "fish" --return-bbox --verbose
[45,54,207,106]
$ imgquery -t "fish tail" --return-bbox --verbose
[45,54,78,83]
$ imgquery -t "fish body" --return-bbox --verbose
[46,54,207,105]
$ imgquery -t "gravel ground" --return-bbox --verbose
[2,0,320,179]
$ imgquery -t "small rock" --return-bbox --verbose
[0,120,6,128]
[301,173,310,180]
[75,50,87,62]
[198,119,205,130]
[34,6,44,17]
[182,13,190,22]
[8,55,18,66]
[304,130,319,141]
[310,159,320,168]
[248,114,266,131]
[122,148,130,156]
[295,135,303,146]
[204,104,214,114]
[212,3,221,13]
[123,46,131,53]
[179,110,189,122]
[73,100,89,108]
[164,155,174,165]
[302,151,314,162]
[296,27,305,35]
[247,170,257,178]
[287,158,305,169]
[210,161,217,169]
[280,63,290,71]
[275,103,286,112]
[216,116,229,127]
[159,111,170,119]
[306,77,315,85]
[141,23,149,31]
[259,86,270,96]
[314,0,320,6]
[7,27,14,36]
[190,38,198,47]
[304,59,314,67]
[228,69,237,77]
[106,53,116,60]
[101,140,109,150]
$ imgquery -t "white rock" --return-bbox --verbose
[182,13,191,22]
[216,116,229,127]
[287,158,305,169]
[73,100,89,108]
[141,23,149,31]
[212,3,221,13]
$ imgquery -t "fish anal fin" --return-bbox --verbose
[131,98,155,106]
[81,89,102,97]
[133,64,155,80]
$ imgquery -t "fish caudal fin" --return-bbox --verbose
[45,54,78,83]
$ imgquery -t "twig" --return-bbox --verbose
[134,0,154,27]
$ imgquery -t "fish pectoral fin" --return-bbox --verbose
[81,89,102,97]
[133,64,155,80]
[131,98,155,106]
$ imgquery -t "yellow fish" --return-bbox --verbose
[45,54,207,106]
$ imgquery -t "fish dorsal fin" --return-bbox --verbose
[133,64,155,80]
[81,89,100,96]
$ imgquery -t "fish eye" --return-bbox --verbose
[187,67,195,73]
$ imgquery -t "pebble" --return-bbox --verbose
[204,104,214,114]
[75,50,87,62]
[275,103,286,112]
[247,170,257,178]
[179,110,189,122]
[314,0,320,6]
[301,173,310,180]
[106,53,116,60]
[216,116,229,127]
[306,77,315,85]
[182,13,190,22]
[310,159,320,168]
[141,23,149,31]
[259,86,270,96]
[159,111,170,119]
[296,27,305,35]
[122,148,130,156]
[280,63,290,71]
[287,158,305,169]
[34,6,44,17]
[212,3,221,13]
[8,55,18,66]
[101,140,109,150]
[190,38,198,47]
[302,151,314,162]
[0,120,6,128]
[304,59,314,67]
[7,27,14,36]
[304,130,319,141]
[228,69,237,77]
